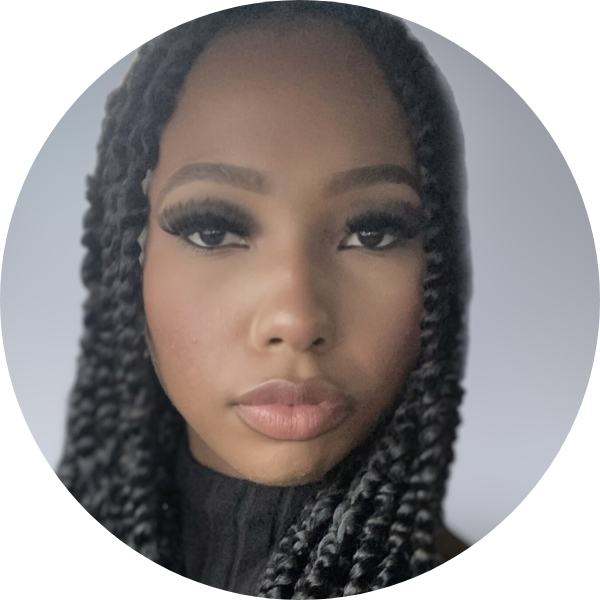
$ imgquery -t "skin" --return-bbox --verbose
[142,19,426,486]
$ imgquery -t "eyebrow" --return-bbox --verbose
[326,164,420,197]
[156,162,420,206]
[156,162,268,205]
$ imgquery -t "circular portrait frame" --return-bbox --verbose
[1,1,598,599]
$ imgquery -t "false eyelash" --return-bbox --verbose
[345,205,426,240]
[158,199,255,239]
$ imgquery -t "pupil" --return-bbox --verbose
[199,228,226,246]
[358,230,384,248]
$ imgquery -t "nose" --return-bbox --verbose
[248,254,335,354]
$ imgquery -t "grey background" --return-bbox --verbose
[1,21,597,546]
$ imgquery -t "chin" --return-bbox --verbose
[241,446,340,487]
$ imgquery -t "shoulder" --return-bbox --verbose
[434,527,469,562]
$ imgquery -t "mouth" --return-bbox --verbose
[233,378,353,441]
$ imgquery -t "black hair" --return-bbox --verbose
[57,2,470,597]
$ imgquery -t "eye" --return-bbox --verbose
[158,199,255,252]
[187,228,248,249]
[341,229,400,250]
[339,205,425,252]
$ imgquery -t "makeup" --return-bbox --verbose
[342,201,425,250]
[158,198,255,250]
[233,379,353,441]
[142,18,426,485]
[159,197,424,252]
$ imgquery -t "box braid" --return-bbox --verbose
[57,2,469,596]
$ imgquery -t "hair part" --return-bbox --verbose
[57,2,469,596]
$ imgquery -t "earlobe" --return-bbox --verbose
[137,225,148,266]
[139,169,153,267]
[141,169,154,195]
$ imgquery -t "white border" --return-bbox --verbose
[1,1,598,598]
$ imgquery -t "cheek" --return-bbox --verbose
[340,253,424,405]
[355,293,422,389]
[142,247,237,397]
[372,281,422,366]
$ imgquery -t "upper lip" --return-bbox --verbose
[234,378,353,407]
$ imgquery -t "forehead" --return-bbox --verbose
[151,17,416,195]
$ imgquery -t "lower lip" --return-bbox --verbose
[235,401,349,441]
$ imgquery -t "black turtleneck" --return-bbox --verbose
[176,443,469,595]
[176,442,322,596]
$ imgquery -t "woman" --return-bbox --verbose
[57,2,470,597]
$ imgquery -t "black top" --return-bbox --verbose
[176,442,322,596]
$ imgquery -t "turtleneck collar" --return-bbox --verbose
[176,440,322,595]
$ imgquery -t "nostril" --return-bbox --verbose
[266,336,326,349]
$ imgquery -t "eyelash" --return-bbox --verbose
[159,202,422,253]
[340,211,421,251]
[159,202,253,252]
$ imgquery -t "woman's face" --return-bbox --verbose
[143,20,425,485]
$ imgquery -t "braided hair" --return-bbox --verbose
[57,2,470,597]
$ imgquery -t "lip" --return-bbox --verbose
[233,378,353,441]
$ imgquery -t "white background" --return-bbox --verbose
[1,1,599,598]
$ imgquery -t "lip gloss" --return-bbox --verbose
[233,378,352,441]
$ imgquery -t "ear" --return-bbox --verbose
[137,225,148,266]
[141,169,154,195]
[138,169,154,266]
